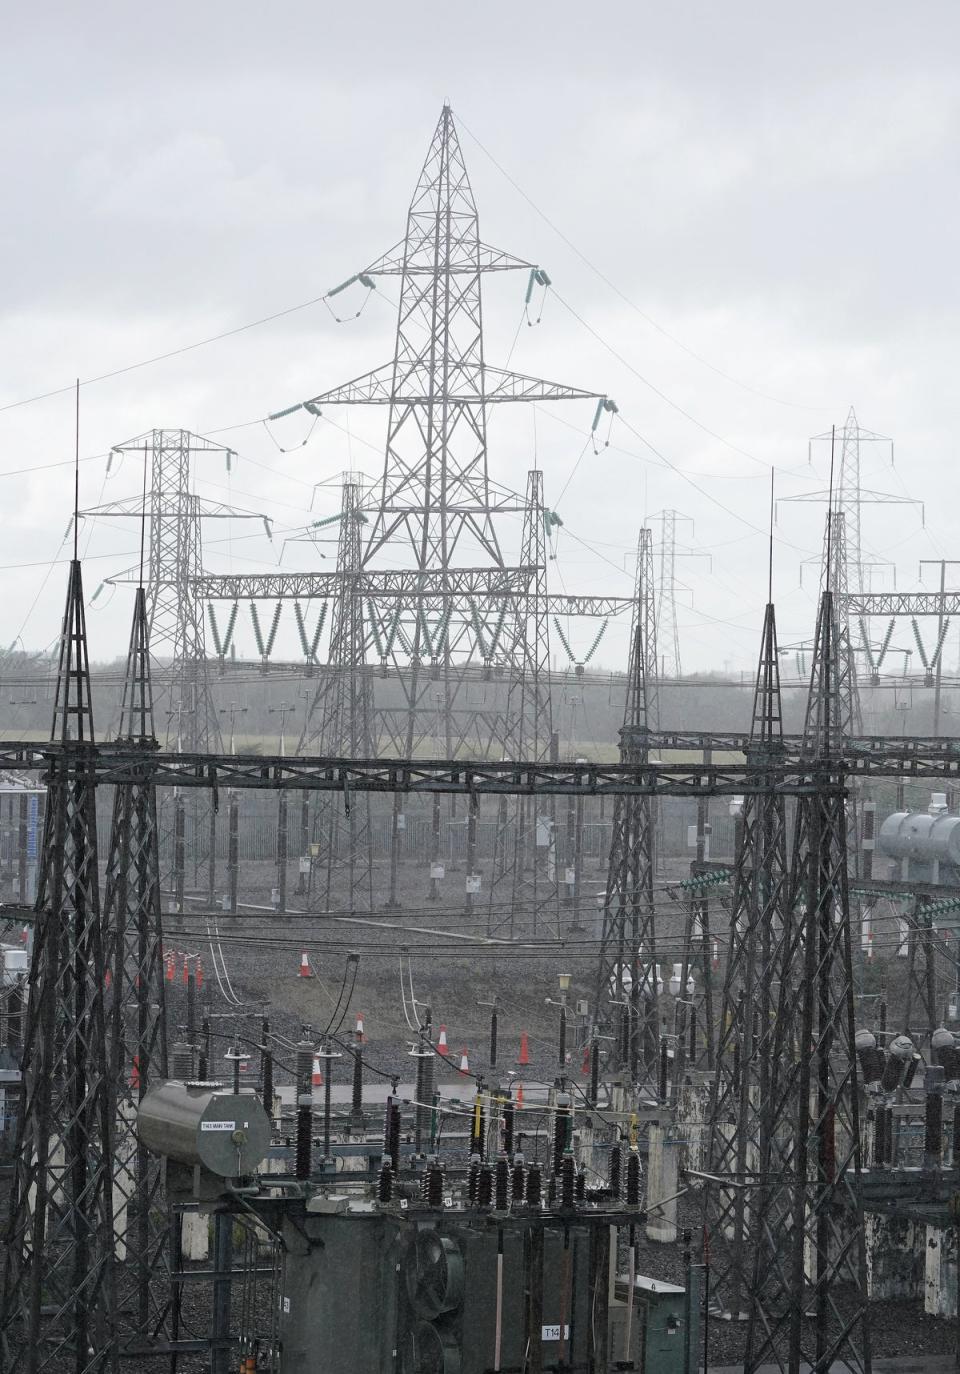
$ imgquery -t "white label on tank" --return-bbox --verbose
[542,1325,569,1341]
[201,1120,236,1132]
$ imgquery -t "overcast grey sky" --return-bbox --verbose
[1,2,958,693]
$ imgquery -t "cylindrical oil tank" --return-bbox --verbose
[877,810,960,865]
[138,1080,270,1177]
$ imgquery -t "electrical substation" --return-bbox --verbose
[0,101,959,1374]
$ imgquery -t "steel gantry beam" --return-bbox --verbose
[194,570,635,622]
[0,739,959,790]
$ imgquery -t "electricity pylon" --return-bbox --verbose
[285,102,604,917]
[300,479,374,911]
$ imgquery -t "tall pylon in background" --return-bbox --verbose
[705,599,788,1319]
[781,409,913,730]
[1,561,117,1374]
[595,527,659,1077]
[86,431,258,903]
[488,470,555,935]
[285,102,604,913]
[91,431,255,752]
[745,584,870,1374]
[103,586,171,1352]
[300,479,374,912]
[652,509,705,679]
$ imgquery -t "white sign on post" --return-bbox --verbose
[541,1325,570,1341]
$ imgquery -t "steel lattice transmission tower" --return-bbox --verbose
[300,478,374,911]
[782,409,912,726]
[103,586,171,1353]
[88,431,257,901]
[92,431,254,751]
[1,561,117,1374]
[488,469,556,934]
[595,527,659,1076]
[705,598,788,1320]
[286,103,603,913]
[745,584,871,1374]
[653,509,701,679]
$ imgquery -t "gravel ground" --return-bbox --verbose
[2,851,955,1368]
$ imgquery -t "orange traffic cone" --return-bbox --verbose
[355,1012,365,1042]
[437,1025,449,1054]
[299,951,314,978]
[516,1083,524,1107]
[458,1048,470,1076]
[312,1055,323,1088]
[517,1031,530,1066]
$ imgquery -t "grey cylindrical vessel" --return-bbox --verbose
[138,1080,270,1177]
[878,810,960,864]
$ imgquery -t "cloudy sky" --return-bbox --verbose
[1,2,958,686]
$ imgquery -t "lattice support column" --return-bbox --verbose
[0,560,117,1374]
[704,602,788,1320]
[595,527,659,1079]
[745,587,871,1374]
[103,586,171,1352]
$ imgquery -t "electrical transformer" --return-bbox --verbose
[278,1201,604,1374]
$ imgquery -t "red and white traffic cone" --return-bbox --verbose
[182,956,190,986]
[437,1025,449,1054]
[299,951,314,978]
[458,1048,470,1076]
[581,1045,590,1076]
[196,957,204,989]
[517,1031,530,1066]
[165,953,175,983]
[355,1012,365,1042]
[516,1083,524,1107]
[312,1055,323,1088]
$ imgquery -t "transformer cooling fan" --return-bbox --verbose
[403,1231,465,1319]
[401,1321,462,1374]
